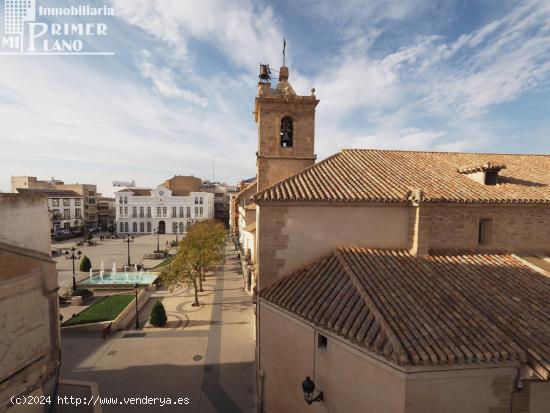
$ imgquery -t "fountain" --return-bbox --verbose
[112,262,116,274]
[134,264,138,272]
[89,268,93,282]
[100,260,105,282]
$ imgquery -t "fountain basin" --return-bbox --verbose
[80,271,159,287]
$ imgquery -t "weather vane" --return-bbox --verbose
[283,37,286,66]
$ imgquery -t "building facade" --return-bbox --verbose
[0,193,60,413]
[14,188,84,234]
[115,177,214,235]
[97,196,116,231]
[11,176,98,230]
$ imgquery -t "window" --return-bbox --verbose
[317,334,328,351]
[132,222,137,232]
[485,170,498,185]
[63,198,70,206]
[75,199,81,206]
[89,214,95,220]
[179,207,184,217]
[124,196,128,204]
[120,222,124,232]
[172,207,177,218]
[195,207,198,216]
[52,198,59,207]
[124,207,128,215]
[75,209,81,218]
[140,222,144,233]
[88,198,96,205]
[199,207,203,217]
[478,219,493,246]
[162,207,167,216]
[147,207,151,217]
[89,190,95,196]
[63,209,70,219]
[194,197,199,204]
[132,207,137,218]
[147,222,152,232]
[199,197,203,205]
[124,222,129,232]
[119,197,124,204]
[179,222,184,233]
[119,206,123,215]
[157,207,162,216]
[280,116,293,147]
[186,207,191,218]
[140,207,144,217]
[172,222,178,233]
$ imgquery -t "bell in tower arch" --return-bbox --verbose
[280,116,293,148]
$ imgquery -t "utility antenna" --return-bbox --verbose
[212,156,215,183]
[283,37,286,66]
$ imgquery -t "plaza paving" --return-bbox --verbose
[53,233,178,293]
[59,242,256,413]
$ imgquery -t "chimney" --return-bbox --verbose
[457,162,506,186]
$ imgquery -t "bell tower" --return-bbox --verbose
[254,63,319,192]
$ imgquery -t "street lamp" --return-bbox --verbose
[154,228,160,252]
[123,234,134,266]
[65,247,82,291]
[302,376,324,405]
[133,282,139,329]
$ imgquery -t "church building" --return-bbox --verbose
[231,58,550,412]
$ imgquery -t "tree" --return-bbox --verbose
[79,255,92,272]
[160,246,202,306]
[184,220,226,291]
[149,300,167,327]
[159,219,226,306]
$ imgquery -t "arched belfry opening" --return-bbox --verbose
[280,116,293,147]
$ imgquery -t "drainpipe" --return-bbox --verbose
[257,370,265,413]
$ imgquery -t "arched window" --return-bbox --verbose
[280,116,293,147]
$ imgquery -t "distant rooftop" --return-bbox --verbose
[16,188,82,197]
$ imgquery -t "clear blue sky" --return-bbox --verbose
[1,0,549,195]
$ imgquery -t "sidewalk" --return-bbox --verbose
[59,242,255,412]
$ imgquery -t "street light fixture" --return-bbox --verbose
[154,228,160,252]
[133,282,139,329]
[123,234,134,266]
[302,376,324,405]
[65,247,82,291]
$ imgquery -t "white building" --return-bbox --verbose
[115,184,214,235]
[15,188,85,234]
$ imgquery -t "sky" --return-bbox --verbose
[0,0,549,196]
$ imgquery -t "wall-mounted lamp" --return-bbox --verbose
[302,376,323,405]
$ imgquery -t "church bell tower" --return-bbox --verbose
[254,62,319,192]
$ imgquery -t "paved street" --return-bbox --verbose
[59,242,256,413]
[53,234,177,292]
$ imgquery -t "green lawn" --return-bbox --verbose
[62,294,134,326]
[152,254,176,269]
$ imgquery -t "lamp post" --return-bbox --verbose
[123,234,134,266]
[133,282,139,329]
[154,228,160,252]
[65,247,82,291]
[302,376,324,405]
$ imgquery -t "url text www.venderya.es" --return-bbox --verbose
[11,395,191,408]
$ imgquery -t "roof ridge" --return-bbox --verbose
[253,151,343,201]
[341,148,550,157]
[334,247,410,365]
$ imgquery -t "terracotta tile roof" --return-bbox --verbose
[260,247,550,377]
[16,188,82,197]
[118,188,152,196]
[254,149,550,204]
